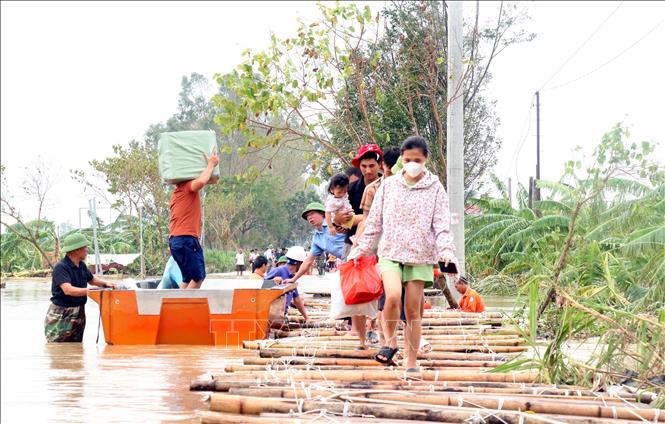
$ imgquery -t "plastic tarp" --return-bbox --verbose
[158,130,220,184]
[86,253,140,266]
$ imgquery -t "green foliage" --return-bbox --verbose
[204,249,236,273]
[4,73,315,275]
[0,220,56,273]
[472,124,665,391]
[282,189,323,246]
[213,2,534,190]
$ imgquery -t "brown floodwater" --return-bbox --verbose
[0,280,256,424]
[0,279,515,423]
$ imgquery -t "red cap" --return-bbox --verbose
[351,144,384,168]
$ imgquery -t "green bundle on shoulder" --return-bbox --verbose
[158,130,220,184]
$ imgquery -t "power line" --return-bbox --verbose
[507,95,536,183]
[539,2,623,91]
[544,20,664,92]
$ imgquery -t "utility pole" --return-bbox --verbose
[447,1,465,291]
[201,188,206,248]
[535,91,541,202]
[528,176,534,209]
[139,205,145,278]
[89,198,102,275]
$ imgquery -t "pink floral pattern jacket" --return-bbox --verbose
[355,170,458,266]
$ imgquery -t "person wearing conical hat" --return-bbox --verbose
[44,233,116,343]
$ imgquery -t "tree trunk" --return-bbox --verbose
[537,201,583,317]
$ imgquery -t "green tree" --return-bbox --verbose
[1,163,59,271]
[282,189,323,246]
[214,2,533,189]
[73,73,314,273]
[469,125,664,389]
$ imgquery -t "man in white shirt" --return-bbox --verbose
[264,247,274,266]
[248,249,258,272]
[235,249,245,276]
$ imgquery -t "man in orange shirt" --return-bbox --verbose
[169,152,219,289]
[455,276,485,313]
[250,256,268,280]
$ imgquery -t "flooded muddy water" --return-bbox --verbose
[1,280,254,423]
[0,279,515,423]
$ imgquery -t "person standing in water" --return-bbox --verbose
[44,233,117,342]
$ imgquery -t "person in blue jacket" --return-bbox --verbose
[265,246,309,321]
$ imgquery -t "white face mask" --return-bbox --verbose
[403,161,425,178]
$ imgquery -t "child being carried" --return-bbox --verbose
[325,173,365,237]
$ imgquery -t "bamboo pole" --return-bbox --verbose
[225,387,645,405]
[249,341,529,352]
[242,357,504,368]
[352,392,665,421]
[200,411,301,424]
[280,334,523,341]
[287,311,504,319]
[208,394,642,424]
[193,378,592,394]
[275,326,520,337]
[202,411,435,424]
[208,369,539,383]
[223,364,485,372]
[243,339,526,350]
[286,317,504,326]
[258,347,517,361]
[272,329,345,338]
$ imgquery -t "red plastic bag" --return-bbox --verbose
[339,256,383,305]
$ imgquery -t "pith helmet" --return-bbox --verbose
[62,233,89,253]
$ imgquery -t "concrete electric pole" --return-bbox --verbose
[446,1,465,279]
[535,90,542,203]
[89,198,102,275]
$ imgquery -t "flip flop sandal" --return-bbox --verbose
[374,346,399,365]
[366,331,380,344]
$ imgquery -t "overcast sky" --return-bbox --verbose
[2,1,664,230]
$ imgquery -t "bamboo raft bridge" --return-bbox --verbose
[191,297,663,423]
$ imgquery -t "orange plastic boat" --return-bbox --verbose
[88,284,296,346]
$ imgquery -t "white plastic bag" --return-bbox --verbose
[117,278,138,290]
[329,272,378,320]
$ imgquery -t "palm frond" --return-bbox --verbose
[536,180,575,198]
[605,178,653,197]
[531,215,570,232]
[534,200,572,213]
[622,225,665,256]
[466,217,522,246]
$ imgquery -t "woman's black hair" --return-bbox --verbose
[253,255,268,269]
[383,147,401,168]
[345,167,363,180]
[400,136,429,157]
[328,173,350,194]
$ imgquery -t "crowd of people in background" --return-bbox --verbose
[220,139,484,369]
[45,135,484,372]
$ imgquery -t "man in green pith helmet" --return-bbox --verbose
[44,233,116,343]
[285,202,347,282]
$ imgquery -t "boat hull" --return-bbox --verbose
[88,284,296,346]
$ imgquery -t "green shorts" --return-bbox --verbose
[378,258,434,288]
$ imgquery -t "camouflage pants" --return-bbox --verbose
[44,304,86,343]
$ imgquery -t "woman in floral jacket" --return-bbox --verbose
[350,136,458,370]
